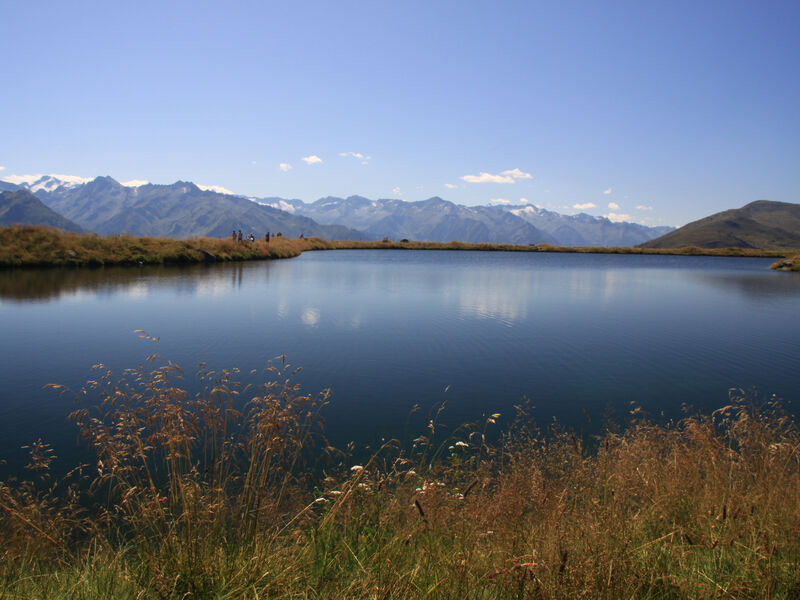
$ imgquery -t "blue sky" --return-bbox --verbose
[2,1,798,226]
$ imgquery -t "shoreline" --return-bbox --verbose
[1,225,796,270]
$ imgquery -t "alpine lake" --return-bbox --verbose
[2,249,799,475]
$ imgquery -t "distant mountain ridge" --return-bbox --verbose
[11,176,364,240]
[3,173,672,245]
[270,195,555,244]
[260,195,672,246]
[640,200,800,250]
[0,189,83,232]
[505,204,674,247]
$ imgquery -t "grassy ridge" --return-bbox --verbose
[1,225,797,270]
[0,225,330,267]
[1,350,799,599]
[325,238,793,258]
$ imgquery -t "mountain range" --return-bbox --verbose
[8,176,364,240]
[640,200,800,250]
[2,174,673,245]
[261,195,673,246]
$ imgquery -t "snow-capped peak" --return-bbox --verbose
[121,179,150,187]
[1,173,93,193]
[509,205,544,215]
[197,184,235,195]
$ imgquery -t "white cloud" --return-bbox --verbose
[544,189,551,193]
[461,167,532,184]
[462,172,514,183]
[603,188,612,195]
[339,151,371,164]
[444,183,457,189]
[605,212,633,223]
[636,205,653,211]
[501,168,532,180]
[302,155,323,165]
[251,160,257,165]
[489,198,512,205]
[608,202,620,210]
[392,187,402,196]
[198,184,235,195]
[519,197,531,204]
[121,179,149,187]
[279,163,292,172]
[573,202,596,210]
[0,166,5,171]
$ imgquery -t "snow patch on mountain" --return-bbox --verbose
[2,174,93,193]
[260,199,297,213]
[197,184,236,195]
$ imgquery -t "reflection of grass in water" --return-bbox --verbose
[2,342,800,598]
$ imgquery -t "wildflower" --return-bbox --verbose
[455,441,468,448]
[350,465,364,472]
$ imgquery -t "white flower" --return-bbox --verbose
[350,465,364,472]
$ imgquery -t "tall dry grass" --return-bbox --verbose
[2,225,794,270]
[0,225,332,267]
[1,345,799,598]
[771,255,800,271]
[323,239,793,259]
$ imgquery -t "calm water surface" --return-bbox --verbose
[2,250,799,473]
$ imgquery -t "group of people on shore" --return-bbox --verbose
[231,229,256,243]
[231,229,289,244]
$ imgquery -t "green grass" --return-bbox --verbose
[2,344,800,598]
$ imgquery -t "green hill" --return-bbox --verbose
[0,190,83,232]
[640,200,800,250]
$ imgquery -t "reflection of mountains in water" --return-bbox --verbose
[688,271,800,299]
[0,262,268,303]
[3,255,798,305]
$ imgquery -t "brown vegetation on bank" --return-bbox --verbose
[770,255,800,272]
[327,238,793,259]
[1,225,797,270]
[0,225,330,267]
[1,344,799,598]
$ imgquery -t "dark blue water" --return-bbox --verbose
[2,250,799,473]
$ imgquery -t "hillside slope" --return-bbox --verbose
[0,190,83,232]
[640,200,800,250]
